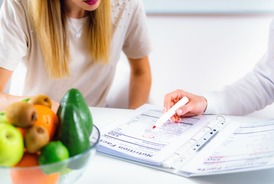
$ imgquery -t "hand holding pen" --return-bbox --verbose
[163,89,208,122]
[152,96,189,129]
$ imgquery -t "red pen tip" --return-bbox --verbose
[152,125,156,129]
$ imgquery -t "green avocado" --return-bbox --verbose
[58,88,93,135]
[57,104,90,157]
[57,88,93,158]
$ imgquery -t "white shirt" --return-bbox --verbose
[0,0,151,107]
[205,19,274,115]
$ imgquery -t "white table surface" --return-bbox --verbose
[77,107,274,184]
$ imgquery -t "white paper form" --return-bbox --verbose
[181,119,274,176]
[97,104,212,166]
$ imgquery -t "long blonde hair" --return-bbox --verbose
[27,0,111,78]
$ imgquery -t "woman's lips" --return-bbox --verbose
[84,0,98,6]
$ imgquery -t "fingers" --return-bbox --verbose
[163,89,189,122]
[52,101,60,113]
[170,113,181,122]
[163,89,208,122]
[164,89,186,111]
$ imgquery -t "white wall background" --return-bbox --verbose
[143,0,274,14]
[108,14,274,119]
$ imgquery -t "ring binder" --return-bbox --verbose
[162,115,227,170]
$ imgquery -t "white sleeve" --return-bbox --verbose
[122,0,152,59]
[204,20,274,116]
[0,0,28,71]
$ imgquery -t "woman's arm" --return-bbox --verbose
[0,67,60,111]
[0,68,24,110]
[127,56,151,109]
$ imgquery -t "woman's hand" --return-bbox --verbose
[163,89,207,122]
[0,68,16,110]
[51,100,60,113]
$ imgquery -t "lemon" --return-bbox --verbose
[39,141,69,174]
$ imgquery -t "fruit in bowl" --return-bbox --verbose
[0,123,24,167]
[0,89,100,184]
[0,126,100,184]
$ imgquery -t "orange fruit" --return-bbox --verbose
[33,105,59,140]
[17,127,27,138]
[15,152,39,167]
[11,153,60,184]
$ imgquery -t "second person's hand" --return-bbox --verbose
[163,89,208,122]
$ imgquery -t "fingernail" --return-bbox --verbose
[176,109,183,115]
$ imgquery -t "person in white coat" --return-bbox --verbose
[164,20,274,122]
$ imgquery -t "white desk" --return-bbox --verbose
[77,107,274,184]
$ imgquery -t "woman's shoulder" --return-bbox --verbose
[1,0,28,14]
[111,0,144,11]
[1,0,31,34]
[4,0,27,7]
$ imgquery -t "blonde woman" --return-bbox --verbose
[0,0,152,110]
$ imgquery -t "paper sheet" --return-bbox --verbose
[181,120,274,175]
[97,104,211,165]
[97,104,274,177]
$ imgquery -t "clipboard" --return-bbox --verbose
[97,104,274,177]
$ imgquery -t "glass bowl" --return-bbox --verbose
[0,125,100,184]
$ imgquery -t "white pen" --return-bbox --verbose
[152,96,189,129]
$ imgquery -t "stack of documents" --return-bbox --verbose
[97,104,274,177]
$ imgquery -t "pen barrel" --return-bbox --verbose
[154,97,189,127]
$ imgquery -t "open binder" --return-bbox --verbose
[97,104,274,177]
